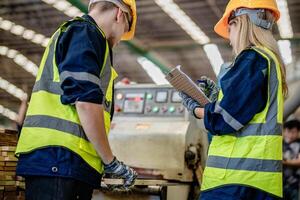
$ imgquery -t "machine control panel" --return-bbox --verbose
[114,85,184,117]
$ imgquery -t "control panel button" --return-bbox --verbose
[145,106,152,113]
[152,107,159,113]
[115,105,122,113]
[161,106,168,113]
[146,93,153,100]
[116,93,123,100]
[168,106,175,113]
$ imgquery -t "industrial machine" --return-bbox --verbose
[93,85,209,200]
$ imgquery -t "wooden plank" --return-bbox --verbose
[5,162,17,167]
[4,166,16,171]
[0,172,16,176]
[0,175,15,181]
[0,181,15,186]
[1,152,15,157]
[4,186,17,192]
[0,129,18,135]
[0,147,16,152]
[0,156,18,162]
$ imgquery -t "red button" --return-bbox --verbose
[115,105,122,112]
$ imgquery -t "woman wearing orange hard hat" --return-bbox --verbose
[179,0,287,199]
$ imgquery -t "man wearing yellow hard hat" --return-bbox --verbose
[15,0,137,199]
[179,0,286,199]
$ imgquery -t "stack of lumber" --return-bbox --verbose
[0,129,25,200]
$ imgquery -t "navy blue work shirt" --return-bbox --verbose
[16,15,111,188]
[204,48,269,135]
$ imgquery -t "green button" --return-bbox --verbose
[146,93,153,100]
[169,106,175,113]
[152,107,159,113]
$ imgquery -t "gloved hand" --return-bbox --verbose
[179,92,201,118]
[197,76,219,102]
[104,157,138,189]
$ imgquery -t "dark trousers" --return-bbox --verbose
[25,176,94,200]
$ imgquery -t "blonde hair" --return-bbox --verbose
[231,11,288,97]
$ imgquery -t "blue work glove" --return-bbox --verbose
[197,76,219,102]
[179,92,201,118]
[104,157,138,189]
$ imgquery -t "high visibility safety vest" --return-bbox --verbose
[15,17,118,174]
[201,46,283,197]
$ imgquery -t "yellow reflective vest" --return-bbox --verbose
[15,17,118,174]
[201,46,283,197]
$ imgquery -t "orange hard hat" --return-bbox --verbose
[214,0,280,39]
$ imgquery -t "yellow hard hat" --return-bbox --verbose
[121,0,137,41]
[214,0,280,39]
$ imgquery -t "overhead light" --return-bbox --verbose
[276,0,293,38]
[203,44,224,75]
[65,6,83,17]
[31,34,46,45]
[0,45,38,76]
[137,57,169,85]
[154,0,224,76]
[43,0,56,4]
[6,49,18,59]
[0,19,13,31]
[53,1,71,11]
[0,77,27,100]
[154,0,210,45]
[278,40,292,65]
[0,105,18,121]
[10,25,25,35]
[0,46,8,55]
[42,0,84,17]
[42,38,50,47]
[23,30,35,40]
[14,54,28,65]
[0,17,50,47]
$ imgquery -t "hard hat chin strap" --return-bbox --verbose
[232,8,274,30]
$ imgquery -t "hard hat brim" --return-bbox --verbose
[214,13,230,39]
[214,3,281,40]
[121,0,137,41]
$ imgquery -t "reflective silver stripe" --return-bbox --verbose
[253,48,279,123]
[100,50,112,113]
[32,31,60,94]
[100,52,112,96]
[237,122,282,137]
[23,115,88,140]
[60,71,101,86]
[32,81,62,95]
[214,102,244,131]
[206,155,282,172]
